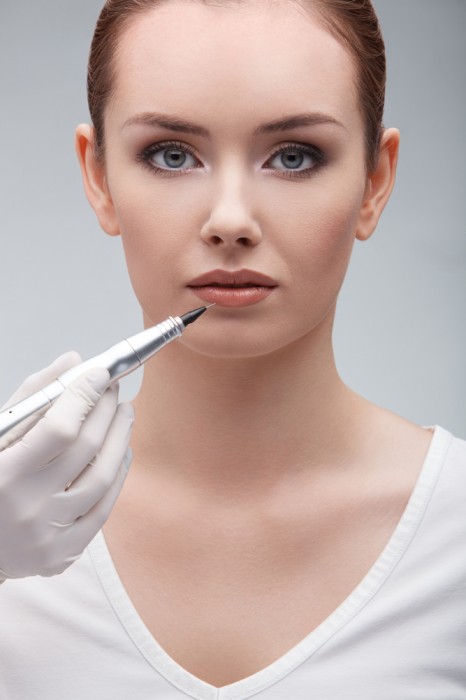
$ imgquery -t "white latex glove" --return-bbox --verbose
[0,352,134,583]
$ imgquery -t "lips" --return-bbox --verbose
[187,269,278,288]
[187,269,278,307]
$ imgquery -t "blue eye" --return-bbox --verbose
[151,146,198,170]
[266,144,323,175]
[137,141,199,175]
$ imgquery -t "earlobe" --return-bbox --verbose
[74,124,121,237]
[356,128,400,241]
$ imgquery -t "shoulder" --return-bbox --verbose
[431,425,466,469]
[446,429,466,458]
[421,426,466,524]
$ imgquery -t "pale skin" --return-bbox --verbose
[75,0,433,687]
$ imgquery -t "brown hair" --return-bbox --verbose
[87,0,386,171]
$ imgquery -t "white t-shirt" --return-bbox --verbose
[0,425,465,699]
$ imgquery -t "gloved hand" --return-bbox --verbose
[0,351,134,583]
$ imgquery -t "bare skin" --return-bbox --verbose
[76,0,433,687]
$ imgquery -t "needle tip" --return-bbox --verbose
[180,304,215,327]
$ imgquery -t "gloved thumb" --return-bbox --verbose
[10,368,111,468]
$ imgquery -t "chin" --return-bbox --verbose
[180,335,272,360]
[177,319,312,361]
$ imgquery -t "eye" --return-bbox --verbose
[151,146,197,169]
[264,143,324,177]
[136,140,200,174]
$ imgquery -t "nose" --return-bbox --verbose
[200,173,262,248]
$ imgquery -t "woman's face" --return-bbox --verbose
[85,0,389,359]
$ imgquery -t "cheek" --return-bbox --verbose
[302,201,359,277]
[110,181,190,316]
[270,178,365,303]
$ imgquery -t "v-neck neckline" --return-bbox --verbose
[88,425,452,700]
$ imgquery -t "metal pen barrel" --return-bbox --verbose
[0,307,210,440]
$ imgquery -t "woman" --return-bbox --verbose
[1,0,465,697]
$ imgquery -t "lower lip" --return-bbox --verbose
[188,285,276,307]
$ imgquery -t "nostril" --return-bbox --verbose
[207,234,250,246]
[201,227,262,246]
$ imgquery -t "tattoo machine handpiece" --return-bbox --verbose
[0,305,214,438]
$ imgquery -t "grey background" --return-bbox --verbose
[0,1,465,435]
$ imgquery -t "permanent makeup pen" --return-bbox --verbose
[0,305,214,439]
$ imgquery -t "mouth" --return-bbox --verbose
[187,269,278,307]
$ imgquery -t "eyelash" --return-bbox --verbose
[268,143,326,179]
[135,140,326,179]
[136,141,197,178]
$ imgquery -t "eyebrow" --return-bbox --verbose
[123,112,210,136]
[257,113,346,134]
[122,111,345,136]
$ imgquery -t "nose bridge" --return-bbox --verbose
[200,156,262,247]
[214,156,252,216]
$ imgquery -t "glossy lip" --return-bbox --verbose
[187,269,278,307]
[187,269,278,287]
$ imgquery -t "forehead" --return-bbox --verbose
[109,0,360,134]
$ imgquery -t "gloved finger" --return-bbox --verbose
[0,352,83,452]
[1,351,82,410]
[56,450,132,571]
[9,367,111,471]
[0,443,131,581]
[0,407,48,453]
[49,402,134,525]
[46,383,120,493]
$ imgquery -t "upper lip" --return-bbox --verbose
[187,269,278,287]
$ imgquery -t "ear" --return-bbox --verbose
[74,124,120,236]
[356,128,400,241]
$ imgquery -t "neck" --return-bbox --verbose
[131,312,366,500]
